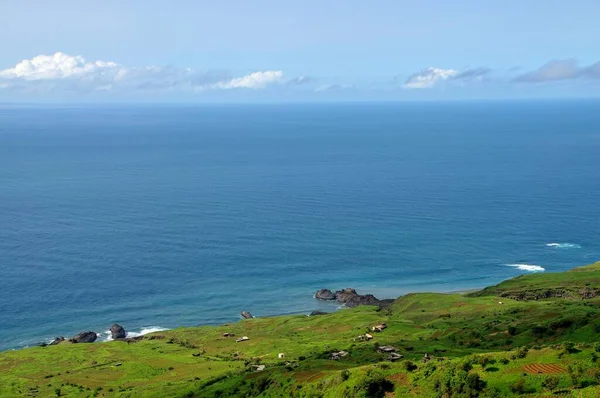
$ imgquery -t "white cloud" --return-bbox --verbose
[0,52,284,93]
[315,84,354,92]
[0,52,118,80]
[403,67,458,89]
[212,70,283,89]
[513,59,600,82]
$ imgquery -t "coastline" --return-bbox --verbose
[12,281,497,352]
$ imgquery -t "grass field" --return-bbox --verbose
[1,262,599,397]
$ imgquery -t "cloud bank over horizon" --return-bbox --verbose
[0,52,285,94]
[513,59,600,83]
[1,52,599,99]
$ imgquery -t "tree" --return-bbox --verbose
[403,361,418,372]
[465,373,487,396]
[509,378,526,394]
[541,375,559,391]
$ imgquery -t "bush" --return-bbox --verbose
[516,346,528,359]
[465,373,487,394]
[550,318,574,330]
[532,325,549,337]
[507,326,517,336]
[509,378,527,394]
[354,370,394,398]
[541,375,559,391]
[459,359,473,372]
[436,365,486,398]
[403,361,418,372]
[340,369,350,381]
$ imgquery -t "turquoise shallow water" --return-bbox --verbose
[1,101,599,350]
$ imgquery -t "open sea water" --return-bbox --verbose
[1,100,599,350]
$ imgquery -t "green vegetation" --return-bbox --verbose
[1,262,599,397]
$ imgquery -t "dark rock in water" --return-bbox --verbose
[344,293,380,308]
[315,289,337,300]
[110,324,126,340]
[70,331,97,343]
[49,337,65,346]
[309,310,329,316]
[335,288,359,303]
[315,287,384,308]
[240,311,253,319]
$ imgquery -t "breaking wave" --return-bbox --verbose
[505,263,545,272]
[546,243,582,249]
[101,326,169,341]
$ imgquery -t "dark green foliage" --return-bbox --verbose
[354,370,394,398]
[340,369,350,381]
[541,375,559,391]
[435,364,486,398]
[509,378,527,394]
[403,361,418,372]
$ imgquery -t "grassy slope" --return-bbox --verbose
[1,263,599,397]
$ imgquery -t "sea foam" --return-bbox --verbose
[546,243,582,249]
[101,326,169,341]
[505,263,545,272]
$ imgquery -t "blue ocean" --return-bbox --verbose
[1,101,599,351]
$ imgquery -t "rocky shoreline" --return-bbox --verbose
[314,287,394,308]
[36,288,391,349]
[41,324,135,347]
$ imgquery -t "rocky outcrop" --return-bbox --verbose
[309,310,329,316]
[579,287,600,300]
[70,331,97,343]
[314,288,387,308]
[110,324,126,340]
[315,289,336,301]
[49,337,65,346]
[240,311,253,319]
[495,287,600,301]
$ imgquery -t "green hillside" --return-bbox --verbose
[2,262,600,397]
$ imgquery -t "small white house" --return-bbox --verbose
[278,353,285,359]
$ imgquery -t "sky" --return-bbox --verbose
[0,0,599,102]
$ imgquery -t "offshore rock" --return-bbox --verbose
[49,337,65,346]
[314,288,383,308]
[240,311,254,319]
[70,331,98,343]
[110,324,126,340]
[315,289,336,300]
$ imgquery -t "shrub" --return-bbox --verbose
[516,346,528,359]
[541,375,559,391]
[354,370,393,398]
[509,378,527,394]
[532,325,549,337]
[340,369,350,381]
[550,318,573,330]
[508,325,517,336]
[465,373,486,395]
[459,359,473,372]
[403,361,418,372]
